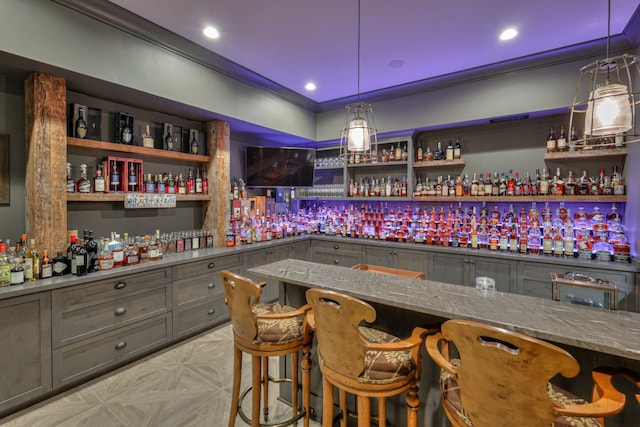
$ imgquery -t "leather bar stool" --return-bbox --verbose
[222,270,312,427]
[352,263,426,279]
[426,318,626,427]
[305,288,435,427]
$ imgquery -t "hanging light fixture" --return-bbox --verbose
[340,0,377,161]
[569,0,640,147]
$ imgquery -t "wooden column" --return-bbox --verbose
[24,73,67,254]
[204,120,230,247]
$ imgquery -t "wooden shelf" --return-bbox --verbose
[413,158,466,168]
[544,148,627,160]
[412,195,627,203]
[347,161,408,168]
[67,137,210,163]
[66,193,211,202]
[315,165,344,170]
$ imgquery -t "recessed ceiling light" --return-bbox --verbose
[499,28,518,41]
[305,82,316,91]
[203,26,219,39]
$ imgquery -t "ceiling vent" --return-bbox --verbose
[489,114,530,124]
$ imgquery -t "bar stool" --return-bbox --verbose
[305,288,435,427]
[222,270,312,427]
[351,263,426,280]
[426,319,626,427]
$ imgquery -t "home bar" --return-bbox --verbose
[1,0,640,426]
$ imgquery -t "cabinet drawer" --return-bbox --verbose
[54,284,171,347]
[174,266,239,306]
[173,254,242,281]
[54,268,171,311]
[312,240,361,255]
[174,295,229,338]
[52,314,172,388]
[312,251,362,267]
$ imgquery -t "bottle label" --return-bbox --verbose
[53,261,66,274]
[564,240,574,256]
[41,263,53,279]
[79,180,91,193]
[99,257,114,270]
[76,125,87,139]
[112,249,124,263]
[148,248,159,258]
[546,140,556,151]
[23,261,33,280]
[557,138,567,150]
[0,265,10,286]
[95,179,105,192]
[10,270,24,285]
[543,239,553,254]
[66,180,76,192]
[554,240,564,255]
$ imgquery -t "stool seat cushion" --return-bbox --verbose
[439,359,602,427]
[252,303,303,344]
[358,326,416,385]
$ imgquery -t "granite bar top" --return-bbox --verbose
[248,258,640,361]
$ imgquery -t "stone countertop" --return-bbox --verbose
[248,258,640,362]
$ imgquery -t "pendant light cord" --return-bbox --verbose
[356,0,361,102]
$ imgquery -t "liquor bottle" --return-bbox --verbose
[121,121,133,145]
[577,170,590,196]
[546,125,557,152]
[66,163,76,193]
[553,168,564,196]
[98,238,115,270]
[556,125,567,152]
[21,237,34,282]
[9,249,24,285]
[148,235,160,261]
[539,168,549,195]
[506,170,515,196]
[0,244,10,287]
[156,174,166,193]
[553,227,564,257]
[76,163,91,193]
[416,143,423,162]
[142,124,154,148]
[94,164,105,193]
[401,144,408,161]
[202,168,209,194]
[518,227,528,254]
[29,238,39,281]
[190,131,199,154]
[40,249,52,279]
[187,168,196,194]
[73,239,88,276]
[75,107,88,139]
[433,142,444,160]
[542,223,553,256]
[563,170,577,196]
[569,126,579,151]
[425,146,433,161]
[177,172,187,195]
[598,168,613,195]
[52,251,67,276]
[164,128,174,151]
[564,223,575,258]
[128,163,137,192]
[455,176,463,197]
[85,230,99,273]
[110,161,120,192]
[446,141,454,160]
[395,144,402,161]
[491,172,500,196]
[108,232,124,267]
[611,165,625,195]
[454,137,461,159]
[143,173,153,193]
[67,234,78,275]
[195,168,203,193]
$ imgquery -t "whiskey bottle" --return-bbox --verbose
[94,164,105,193]
[187,168,196,194]
[110,161,120,192]
[128,163,137,192]
[202,168,209,194]
[433,142,444,160]
[0,244,10,287]
[98,238,115,270]
[66,163,76,193]
[395,144,402,161]
[142,124,154,148]
[164,128,174,151]
[177,172,186,195]
[446,140,454,160]
[569,126,579,151]
[546,125,557,152]
[195,168,203,193]
[190,131,199,155]
[29,238,39,281]
[454,137,462,159]
[40,249,52,279]
[9,250,24,285]
[23,237,34,282]
[416,143,423,162]
[75,107,88,139]
[76,163,91,193]
[556,125,567,151]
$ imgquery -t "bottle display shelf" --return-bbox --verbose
[67,137,210,163]
[66,193,211,202]
[412,195,627,203]
[346,161,409,168]
[543,148,627,161]
[413,158,466,168]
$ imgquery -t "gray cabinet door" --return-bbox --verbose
[429,252,468,285]
[287,240,309,260]
[243,244,290,302]
[364,246,395,268]
[395,247,427,274]
[311,240,363,267]
[0,292,52,413]
[469,256,516,293]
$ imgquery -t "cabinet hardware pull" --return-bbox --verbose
[334,245,339,249]
[208,308,215,315]
[333,259,339,264]
[389,250,394,254]
[208,262,216,269]
[114,306,127,316]
[115,341,127,350]
[207,282,215,289]
[114,282,126,290]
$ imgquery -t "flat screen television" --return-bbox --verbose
[245,146,315,187]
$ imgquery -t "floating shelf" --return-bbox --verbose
[412,195,627,203]
[67,137,210,163]
[413,159,466,168]
[346,161,408,168]
[66,193,211,202]
[544,148,627,161]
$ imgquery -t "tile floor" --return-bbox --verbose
[1,323,320,427]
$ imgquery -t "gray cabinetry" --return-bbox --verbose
[172,253,242,337]
[310,240,363,267]
[0,293,52,414]
[244,244,291,302]
[429,252,516,292]
[363,245,427,274]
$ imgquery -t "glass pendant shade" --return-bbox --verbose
[584,83,633,136]
[347,117,370,151]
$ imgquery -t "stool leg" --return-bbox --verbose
[406,384,420,427]
[339,389,347,427]
[322,377,334,427]
[357,396,370,427]
[302,347,312,427]
[378,397,386,427]
[262,356,269,422]
[229,346,242,427]
[252,355,262,427]
[291,351,299,422]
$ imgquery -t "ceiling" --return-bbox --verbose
[106,0,640,106]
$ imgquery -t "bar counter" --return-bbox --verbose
[249,258,640,361]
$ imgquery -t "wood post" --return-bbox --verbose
[24,72,67,255]
[204,120,230,247]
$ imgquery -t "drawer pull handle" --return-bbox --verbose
[208,262,216,269]
[208,282,215,289]
[333,259,339,264]
[114,306,127,316]
[114,282,126,290]
[115,341,127,350]
[389,250,393,254]
[208,308,215,315]
[334,245,339,250]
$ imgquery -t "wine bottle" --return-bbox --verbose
[190,131,199,154]
[546,125,556,152]
[164,128,174,151]
[75,107,88,139]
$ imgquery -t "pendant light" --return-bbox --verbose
[569,0,639,147]
[340,0,377,160]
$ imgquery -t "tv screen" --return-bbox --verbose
[246,146,315,187]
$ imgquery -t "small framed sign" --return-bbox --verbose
[124,193,177,209]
